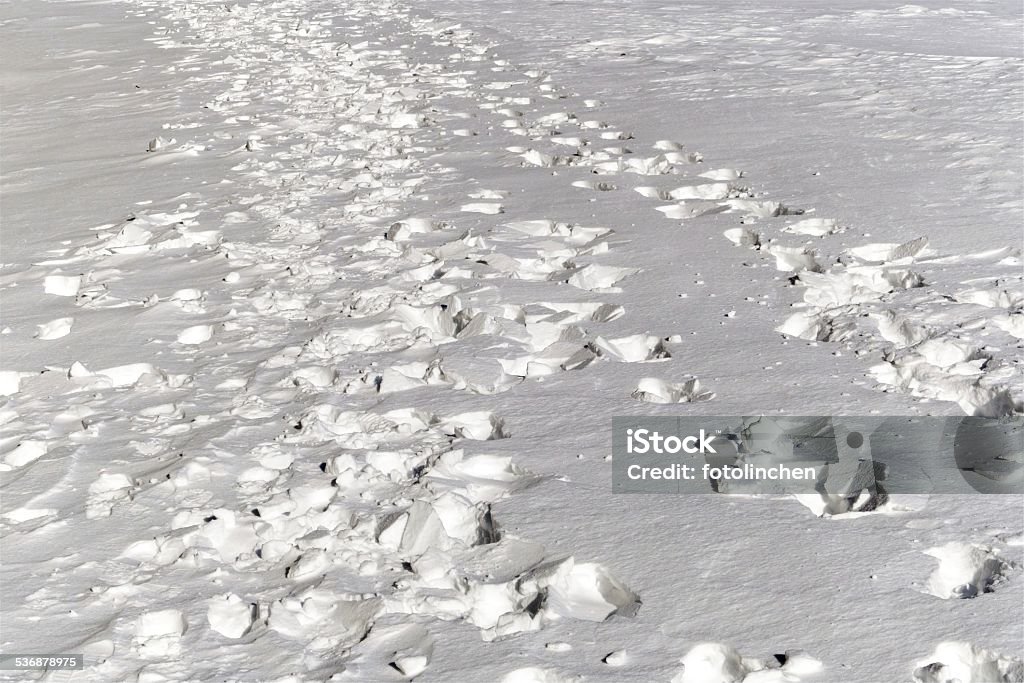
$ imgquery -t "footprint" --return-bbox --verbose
[71,362,189,390]
[571,180,617,192]
[847,236,929,264]
[562,264,635,291]
[795,266,924,308]
[36,317,74,340]
[267,592,379,650]
[424,451,539,502]
[350,623,434,679]
[382,495,499,557]
[133,608,187,658]
[1,440,48,469]
[386,217,445,240]
[461,202,505,214]
[499,341,596,378]
[550,135,585,148]
[502,668,579,683]
[592,155,671,175]
[464,556,639,641]
[146,136,175,152]
[869,310,931,348]
[534,301,625,323]
[723,227,763,248]
[653,140,685,151]
[505,219,567,237]
[664,150,703,163]
[635,186,671,200]
[699,168,744,181]
[631,377,714,404]
[518,148,577,168]
[43,274,82,296]
[96,221,154,252]
[3,507,59,525]
[672,643,823,683]
[542,558,640,622]
[721,198,795,218]
[469,189,510,199]
[668,182,734,201]
[177,324,214,345]
[86,472,134,519]
[0,371,21,396]
[656,202,727,220]
[766,245,823,273]
[955,285,1023,309]
[921,542,1014,599]
[781,218,840,236]
[441,411,509,441]
[593,333,671,362]
[913,642,1023,683]
[993,313,1024,339]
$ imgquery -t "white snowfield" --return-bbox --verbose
[1,0,1021,680]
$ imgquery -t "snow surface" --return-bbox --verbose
[1,0,1022,680]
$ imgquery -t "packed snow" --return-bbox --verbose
[1,0,1021,680]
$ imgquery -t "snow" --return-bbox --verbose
[1,0,1021,680]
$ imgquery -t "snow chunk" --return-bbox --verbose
[207,594,256,638]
